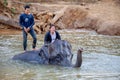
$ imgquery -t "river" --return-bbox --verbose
[0,29,120,80]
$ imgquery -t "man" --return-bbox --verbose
[44,24,61,44]
[19,5,37,51]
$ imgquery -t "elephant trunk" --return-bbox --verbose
[74,48,83,67]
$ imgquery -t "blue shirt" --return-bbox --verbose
[19,13,34,29]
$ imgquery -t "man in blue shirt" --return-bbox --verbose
[19,5,37,51]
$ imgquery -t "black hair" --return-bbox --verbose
[49,23,55,29]
[24,5,30,10]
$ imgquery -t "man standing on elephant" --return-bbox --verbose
[44,24,61,44]
[19,5,37,51]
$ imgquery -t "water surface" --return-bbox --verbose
[0,29,120,80]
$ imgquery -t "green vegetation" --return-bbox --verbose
[11,7,16,14]
[3,0,8,6]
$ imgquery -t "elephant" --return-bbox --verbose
[13,40,83,67]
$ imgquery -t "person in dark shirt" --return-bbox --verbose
[19,5,37,51]
[44,24,61,44]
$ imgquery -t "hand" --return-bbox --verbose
[24,27,28,33]
[27,27,30,32]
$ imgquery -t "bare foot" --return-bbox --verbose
[22,50,27,53]
[33,48,35,50]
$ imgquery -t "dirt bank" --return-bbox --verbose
[0,0,120,36]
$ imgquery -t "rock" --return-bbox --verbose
[97,21,120,35]
[58,7,88,28]
[0,15,21,29]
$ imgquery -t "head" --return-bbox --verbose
[49,24,56,34]
[24,5,30,14]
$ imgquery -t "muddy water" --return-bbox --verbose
[0,29,120,80]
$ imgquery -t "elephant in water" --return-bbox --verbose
[13,40,83,67]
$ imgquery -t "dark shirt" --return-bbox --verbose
[44,31,61,44]
[19,13,34,29]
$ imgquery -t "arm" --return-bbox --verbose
[44,32,51,44]
[19,14,28,33]
[19,14,24,29]
[44,32,48,44]
[56,31,61,40]
[29,14,35,29]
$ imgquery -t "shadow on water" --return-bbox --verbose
[0,29,120,80]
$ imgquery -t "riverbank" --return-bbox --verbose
[0,0,120,36]
[0,29,21,35]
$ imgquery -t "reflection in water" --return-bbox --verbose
[0,29,120,80]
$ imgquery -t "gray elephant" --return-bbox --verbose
[13,40,82,67]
